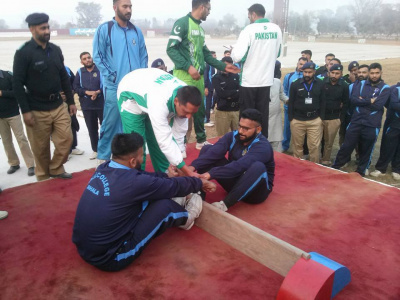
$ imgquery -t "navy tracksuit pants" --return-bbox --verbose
[98,199,187,272]
[196,145,271,208]
[205,90,214,123]
[83,109,103,152]
[333,123,379,175]
[375,124,400,174]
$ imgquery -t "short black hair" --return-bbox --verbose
[369,63,382,71]
[111,133,144,159]
[298,57,308,62]
[176,86,202,107]
[192,0,210,9]
[80,51,90,59]
[240,109,263,126]
[221,56,233,64]
[359,64,369,70]
[325,53,335,58]
[330,58,341,64]
[210,51,216,55]
[301,50,312,57]
[248,4,265,17]
[224,50,231,54]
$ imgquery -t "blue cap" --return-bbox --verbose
[330,64,343,72]
[151,58,165,68]
[301,62,316,70]
[348,61,359,71]
[25,13,49,26]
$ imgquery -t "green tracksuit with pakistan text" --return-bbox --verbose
[167,13,226,143]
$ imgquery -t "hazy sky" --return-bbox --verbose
[0,0,398,28]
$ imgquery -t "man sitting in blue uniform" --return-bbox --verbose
[332,63,390,176]
[72,132,216,271]
[190,109,275,211]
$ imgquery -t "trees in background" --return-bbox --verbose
[76,2,102,28]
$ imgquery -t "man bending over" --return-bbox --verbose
[190,109,275,211]
[73,132,216,271]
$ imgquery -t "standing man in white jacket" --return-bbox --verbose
[117,68,201,177]
[231,4,282,138]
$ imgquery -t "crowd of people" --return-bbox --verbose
[0,0,399,273]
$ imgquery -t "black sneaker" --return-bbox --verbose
[7,165,20,174]
[28,167,35,176]
[49,172,72,179]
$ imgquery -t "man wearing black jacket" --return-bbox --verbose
[0,69,35,176]
[320,64,349,165]
[212,56,240,136]
[289,62,324,163]
[190,109,275,212]
[12,13,76,181]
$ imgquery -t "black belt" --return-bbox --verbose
[28,91,61,101]
[295,110,318,117]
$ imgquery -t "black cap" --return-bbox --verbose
[151,58,165,68]
[330,64,343,72]
[221,56,233,64]
[25,13,49,26]
[301,62,316,71]
[348,61,359,71]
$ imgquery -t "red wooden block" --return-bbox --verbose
[276,258,335,300]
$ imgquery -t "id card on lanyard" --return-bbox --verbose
[304,82,313,104]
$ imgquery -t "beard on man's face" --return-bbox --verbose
[370,76,382,84]
[117,8,131,21]
[238,131,258,144]
[303,75,313,82]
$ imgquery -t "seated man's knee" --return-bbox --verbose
[199,144,213,155]
[249,161,266,173]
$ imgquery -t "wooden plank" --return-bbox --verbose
[195,202,311,277]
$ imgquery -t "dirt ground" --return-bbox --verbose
[190,57,400,188]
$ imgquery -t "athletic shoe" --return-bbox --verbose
[196,141,213,150]
[172,196,188,207]
[7,165,20,174]
[370,170,385,177]
[50,172,72,179]
[365,169,369,176]
[27,167,35,176]
[0,211,8,220]
[321,161,332,166]
[392,172,400,181]
[180,194,203,230]
[211,200,228,212]
[204,122,214,127]
[89,152,97,160]
[71,148,84,155]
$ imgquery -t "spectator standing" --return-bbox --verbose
[0,69,35,176]
[231,3,282,138]
[343,61,359,85]
[212,56,240,136]
[204,51,216,127]
[167,0,239,150]
[93,0,148,163]
[13,13,76,180]
[315,53,335,77]
[73,52,104,160]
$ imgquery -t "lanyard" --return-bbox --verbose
[303,82,313,97]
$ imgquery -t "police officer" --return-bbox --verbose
[320,64,349,165]
[212,56,240,136]
[288,62,325,163]
[13,13,77,181]
[333,63,390,176]
[343,61,359,85]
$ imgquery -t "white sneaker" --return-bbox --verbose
[370,170,385,177]
[71,148,84,155]
[211,200,228,212]
[0,211,8,220]
[172,196,188,207]
[196,141,213,150]
[365,169,369,176]
[204,122,214,127]
[180,194,203,230]
[89,152,97,160]
[392,172,400,181]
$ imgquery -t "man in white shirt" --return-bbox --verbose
[117,68,202,177]
[231,4,282,138]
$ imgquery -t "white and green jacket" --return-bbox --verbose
[117,68,188,168]
[231,19,282,87]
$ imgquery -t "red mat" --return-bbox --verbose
[1,138,399,299]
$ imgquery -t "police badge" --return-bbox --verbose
[132,39,136,45]
[93,72,97,77]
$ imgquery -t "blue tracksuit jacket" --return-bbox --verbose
[93,18,148,90]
